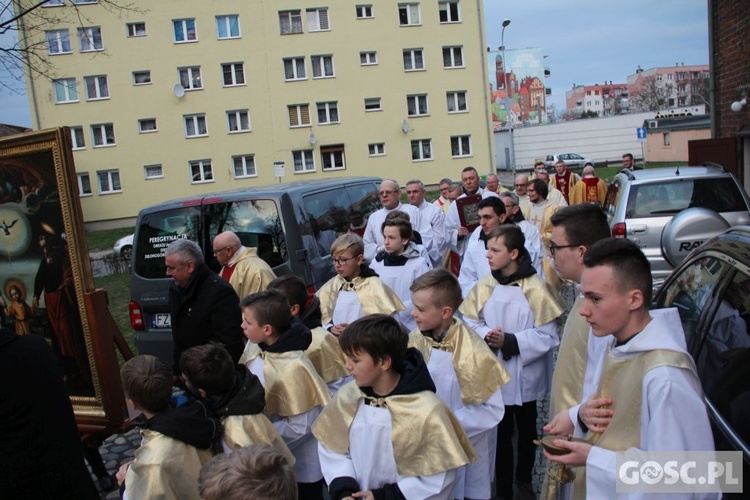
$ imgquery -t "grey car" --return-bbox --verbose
[544,153,594,170]
[603,165,750,285]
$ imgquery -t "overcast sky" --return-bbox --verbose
[1,0,709,128]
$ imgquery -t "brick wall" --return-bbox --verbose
[713,0,750,138]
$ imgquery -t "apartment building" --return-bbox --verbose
[565,81,629,117]
[19,0,494,224]
[626,64,710,111]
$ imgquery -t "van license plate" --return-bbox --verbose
[153,313,171,328]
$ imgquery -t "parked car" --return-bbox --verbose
[544,153,594,170]
[129,177,381,363]
[603,165,750,285]
[653,226,750,485]
[113,233,133,259]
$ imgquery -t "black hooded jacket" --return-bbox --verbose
[259,317,313,353]
[135,400,222,451]
[211,365,266,418]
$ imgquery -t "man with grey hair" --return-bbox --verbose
[213,231,276,300]
[569,164,606,205]
[514,174,531,215]
[433,177,453,210]
[485,173,504,194]
[166,239,245,373]
[406,179,446,267]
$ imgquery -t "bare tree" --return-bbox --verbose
[0,0,141,93]
[630,75,674,112]
[689,75,710,112]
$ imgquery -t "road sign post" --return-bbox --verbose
[637,127,647,168]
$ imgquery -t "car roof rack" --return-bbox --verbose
[700,161,725,172]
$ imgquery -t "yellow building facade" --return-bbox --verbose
[21,0,495,225]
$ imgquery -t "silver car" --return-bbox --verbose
[113,233,134,259]
[544,153,594,170]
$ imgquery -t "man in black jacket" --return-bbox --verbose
[166,239,244,374]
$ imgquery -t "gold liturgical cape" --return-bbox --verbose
[549,296,590,416]
[125,429,214,500]
[313,381,476,477]
[307,326,349,383]
[239,344,330,417]
[572,348,695,499]
[222,414,296,466]
[408,319,511,405]
[317,274,405,325]
[460,273,564,328]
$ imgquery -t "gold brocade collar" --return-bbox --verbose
[317,274,405,324]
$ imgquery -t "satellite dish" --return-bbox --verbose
[401,119,409,134]
[173,83,185,98]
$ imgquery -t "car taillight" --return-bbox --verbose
[129,301,144,331]
[305,285,316,310]
[612,222,627,238]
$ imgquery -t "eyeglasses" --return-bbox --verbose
[549,241,580,256]
[378,190,397,196]
[213,246,232,255]
[333,256,357,266]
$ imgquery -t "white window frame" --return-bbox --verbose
[226,109,251,133]
[398,3,421,26]
[222,62,245,86]
[283,57,306,81]
[407,94,429,117]
[403,48,425,71]
[321,145,346,171]
[317,101,339,125]
[53,78,78,103]
[178,66,203,90]
[70,126,85,150]
[189,159,214,184]
[439,1,460,23]
[447,90,468,113]
[132,70,151,85]
[368,143,386,157]
[306,8,330,32]
[138,118,157,134]
[84,75,109,100]
[78,26,103,52]
[443,45,464,68]
[232,154,257,179]
[72,0,97,4]
[360,51,377,66]
[184,114,208,138]
[173,18,197,43]
[97,169,121,194]
[364,97,382,111]
[288,104,311,128]
[311,55,334,79]
[216,14,240,39]
[411,138,432,162]
[46,29,71,55]
[292,149,315,173]
[91,123,115,147]
[450,135,472,157]
[356,4,374,19]
[144,164,164,179]
[43,0,64,6]
[279,10,303,35]
[126,22,146,37]
[77,172,91,196]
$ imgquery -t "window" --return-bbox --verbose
[439,1,460,22]
[283,57,306,81]
[179,66,202,90]
[126,22,146,37]
[53,78,78,103]
[98,170,121,194]
[72,0,97,4]
[678,84,687,93]
[365,97,382,111]
[91,123,115,147]
[321,145,345,171]
[407,94,428,117]
[288,104,311,127]
[233,155,256,178]
[184,114,208,137]
[216,15,240,39]
[447,90,467,112]
[411,139,432,161]
[77,173,91,196]
[451,135,471,157]
[307,8,330,32]
[190,159,213,183]
[311,55,334,78]
[667,73,673,80]
[133,70,151,85]
[43,0,64,6]
[144,164,163,179]
[46,29,71,54]
[138,118,157,133]
[292,149,315,173]
[368,143,385,156]
[677,72,686,80]
[663,132,671,146]
[398,3,421,26]
[78,26,103,51]
[317,101,339,124]
[227,110,251,133]
[403,48,424,71]
[173,19,197,42]
[356,5,373,19]
[70,126,85,150]
[84,75,109,100]
[442,46,463,68]
[279,10,302,34]
[222,62,245,86]
[360,51,377,65]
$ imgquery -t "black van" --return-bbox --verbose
[130,177,381,362]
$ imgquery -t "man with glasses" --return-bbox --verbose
[513,174,531,215]
[213,231,276,300]
[432,177,453,210]
[549,160,580,205]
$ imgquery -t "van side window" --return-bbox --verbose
[134,207,202,279]
[302,189,351,256]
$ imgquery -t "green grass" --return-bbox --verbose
[93,272,136,363]
[85,227,134,252]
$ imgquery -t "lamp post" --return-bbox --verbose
[500,19,515,173]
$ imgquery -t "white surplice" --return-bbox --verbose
[370,254,431,332]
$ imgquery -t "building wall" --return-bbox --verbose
[645,128,711,162]
[626,64,709,110]
[20,0,494,224]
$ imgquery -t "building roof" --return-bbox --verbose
[646,114,711,132]
[0,123,31,138]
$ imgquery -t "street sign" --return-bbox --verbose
[637,127,647,142]
[274,161,285,179]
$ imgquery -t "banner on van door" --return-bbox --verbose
[143,233,187,260]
